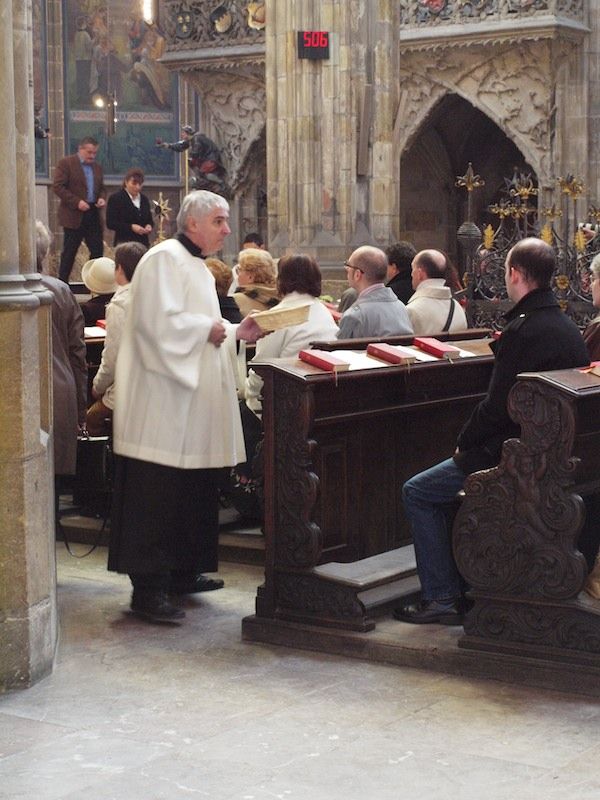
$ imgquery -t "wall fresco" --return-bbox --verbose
[63,0,180,180]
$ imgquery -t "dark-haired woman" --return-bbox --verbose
[244,253,338,414]
[106,167,153,247]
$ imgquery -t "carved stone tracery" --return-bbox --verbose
[163,1,266,51]
[397,40,563,185]
[399,0,584,27]
[182,70,266,193]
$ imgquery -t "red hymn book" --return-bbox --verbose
[366,342,417,365]
[299,349,350,373]
[412,337,460,359]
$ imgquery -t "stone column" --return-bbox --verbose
[0,0,57,692]
[267,0,396,267]
[587,2,600,205]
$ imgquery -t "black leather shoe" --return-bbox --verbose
[130,591,186,624]
[393,598,463,626]
[170,574,224,594]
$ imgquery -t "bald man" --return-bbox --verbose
[337,246,413,339]
[407,249,467,335]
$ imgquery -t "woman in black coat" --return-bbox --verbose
[106,167,153,247]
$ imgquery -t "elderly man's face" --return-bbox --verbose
[187,206,231,255]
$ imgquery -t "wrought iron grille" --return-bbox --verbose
[458,168,598,331]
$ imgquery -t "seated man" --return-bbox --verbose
[86,242,147,435]
[406,249,468,335]
[394,238,589,625]
[336,246,413,339]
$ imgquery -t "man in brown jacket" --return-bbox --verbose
[53,136,106,283]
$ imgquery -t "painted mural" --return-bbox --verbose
[63,0,179,179]
[33,0,49,177]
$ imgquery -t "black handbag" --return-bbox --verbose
[73,434,112,516]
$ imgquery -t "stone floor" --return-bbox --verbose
[2,546,600,799]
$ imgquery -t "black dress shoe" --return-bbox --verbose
[130,590,186,624]
[170,574,225,594]
[393,598,463,626]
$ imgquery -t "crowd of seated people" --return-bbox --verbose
[41,181,600,627]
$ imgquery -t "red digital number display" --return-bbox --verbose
[298,31,330,59]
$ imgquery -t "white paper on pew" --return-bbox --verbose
[84,326,106,338]
[332,350,390,370]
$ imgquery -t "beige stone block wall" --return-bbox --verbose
[0,307,56,690]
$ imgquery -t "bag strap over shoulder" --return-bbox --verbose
[442,298,456,332]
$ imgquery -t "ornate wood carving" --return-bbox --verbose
[453,375,600,656]
[464,599,600,657]
[276,574,370,631]
[454,380,587,601]
[273,379,322,570]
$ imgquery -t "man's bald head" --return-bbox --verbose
[411,249,451,290]
[346,246,388,286]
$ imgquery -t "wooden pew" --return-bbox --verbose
[246,336,495,631]
[453,367,600,668]
[311,328,492,352]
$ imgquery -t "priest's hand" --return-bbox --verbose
[208,320,227,347]
[236,315,265,343]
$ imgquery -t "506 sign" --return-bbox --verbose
[297,31,330,59]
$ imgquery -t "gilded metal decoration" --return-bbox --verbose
[456,162,485,223]
[558,173,585,199]
[152,192,172,242]
[246,1,265,30]
[175,8,193,38]
[463,169,597,332]
[210,3,232,33]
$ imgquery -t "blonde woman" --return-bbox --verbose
[233,247,279,316]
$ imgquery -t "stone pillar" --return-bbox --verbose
[266,1,397,267]
[587,2,600,205]
[0,0,57,692]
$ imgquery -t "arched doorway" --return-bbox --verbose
[399,94,535,259]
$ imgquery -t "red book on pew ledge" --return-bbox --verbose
[96,319,107,329]
[366,342,417,365]
[413,337,460,359]
[299,349,350,374]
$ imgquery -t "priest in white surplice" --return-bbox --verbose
[108,191,263,624]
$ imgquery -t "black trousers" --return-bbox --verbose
[108,455,220,587]
[59,207,103,283]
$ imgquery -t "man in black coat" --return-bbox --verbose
[385,241,416,304]
[394,238,590,625]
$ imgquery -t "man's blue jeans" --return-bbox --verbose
[402,457,467,602]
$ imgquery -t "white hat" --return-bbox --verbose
[82,257,117,295]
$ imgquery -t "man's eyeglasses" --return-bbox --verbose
[344,262,364,273]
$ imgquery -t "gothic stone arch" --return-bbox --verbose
[395,40,562,191]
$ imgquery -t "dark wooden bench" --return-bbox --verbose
[453,367,600,668]
[245,336,495,631]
